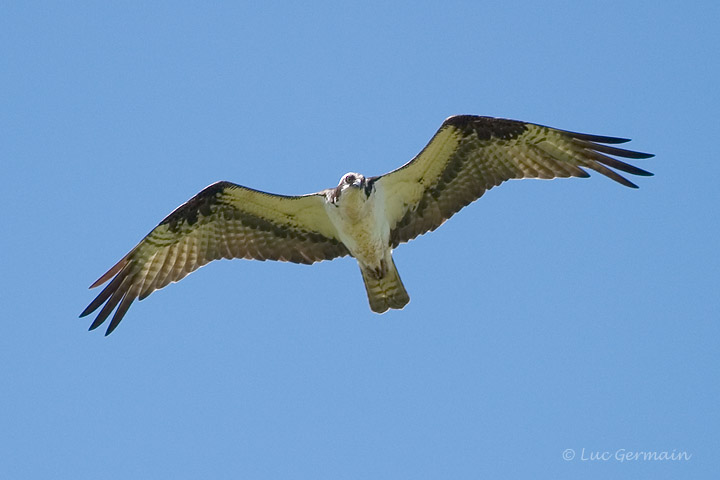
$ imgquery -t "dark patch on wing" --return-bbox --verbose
[426,116,528,203]
[364,177,376,198]
[229,208,342,246]
[444,115,528,141]
[160,181,231,232]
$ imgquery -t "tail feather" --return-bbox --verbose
[360,257,410,313]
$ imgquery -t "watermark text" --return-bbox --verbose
[562,448,692,463]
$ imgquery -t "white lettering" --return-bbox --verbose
[571,447,692,463]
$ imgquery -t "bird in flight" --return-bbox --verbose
[81,115,653,335]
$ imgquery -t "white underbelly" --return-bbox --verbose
[325,188,390,269]
[337,217,387,266]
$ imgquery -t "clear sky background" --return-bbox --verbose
[2,2,718,479]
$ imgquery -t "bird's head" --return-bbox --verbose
[330,172,374,204]
[339,172,365,189]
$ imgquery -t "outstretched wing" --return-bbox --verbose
[81,181,348,335]
[378,115,654,247]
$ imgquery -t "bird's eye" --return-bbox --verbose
[345,174,356,185]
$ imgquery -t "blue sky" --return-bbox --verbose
[2,1,718,478]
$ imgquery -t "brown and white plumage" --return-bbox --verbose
[380,116,653,246]
[81,115,653,334]
[80,183,350,335]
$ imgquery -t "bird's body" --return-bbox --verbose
[325,174,388,273]
[324,174,410,312]
[81,115,653,335]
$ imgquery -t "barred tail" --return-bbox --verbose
[360,257,410,313]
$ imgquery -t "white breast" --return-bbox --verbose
[324,182,391,269]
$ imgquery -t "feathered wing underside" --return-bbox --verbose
[81,181,348,335]
[379,115,654,247]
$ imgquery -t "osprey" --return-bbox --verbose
[81,115,653,335]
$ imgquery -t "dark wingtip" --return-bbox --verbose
[104,317,122,336]
[615,175,640,189]
[610,174,639,189]
[611,175,640,189]
[88,315,107,331]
